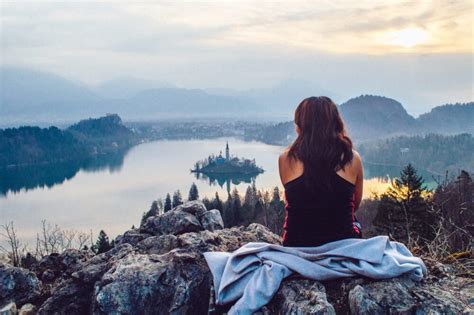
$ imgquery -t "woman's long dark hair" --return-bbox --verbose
[287,96,354,192]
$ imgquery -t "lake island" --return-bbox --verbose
[191,142,264,175]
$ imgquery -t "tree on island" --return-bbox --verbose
[172,190,183,208]
[94,230,112,254]
[164,193,172,212]
[373,163,435,244]
[188,183,199,201]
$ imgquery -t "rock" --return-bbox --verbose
[93,251,211,314]
[267,276,336,314]
[141,208,203,236]
[71,244,133,283]
[41,269,55,283]
[33,249,92,282]
[0,302,17,315]
[18,304,36,315]
[20,254,37,270]
[20,199,469,314]
[0,263,42,307]
[349,275,417,313]
[349,284,389,314]
[137,234,179,254]
[200,209,224,231]
[114,230,151,246]
[175,200,208,217]
[37,279,92,314]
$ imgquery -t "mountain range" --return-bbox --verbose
[1,67,472,138]
[250,95,473,144]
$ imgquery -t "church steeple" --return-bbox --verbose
[225,141,230,161]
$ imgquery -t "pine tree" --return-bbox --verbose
[231,187,243,226]
[202,196,212,209]
[188,182,199,201]
[373,163,434,244]
[164,193,172,212]
[223,193,234,227]
[212,192,224,213]
[94,230,112,254]
[141,200,160,226]
[270,186,286,235]
[172,190,183,208]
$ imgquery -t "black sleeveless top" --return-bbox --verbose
[282,171,361,247]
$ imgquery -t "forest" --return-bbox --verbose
[0,114,138,167]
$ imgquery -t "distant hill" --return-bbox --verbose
[0,114,138,167]
[249,95,473,145]
[417,102,474,134]
[0,67,261,124]
[1,67,472,133]
[127,87,257,116]
[0,66,105,123]
[339,95,417,141]
[92,77,176,99]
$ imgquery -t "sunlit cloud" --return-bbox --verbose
[383,27,429,48]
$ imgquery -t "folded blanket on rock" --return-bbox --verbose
[203,235,427,315]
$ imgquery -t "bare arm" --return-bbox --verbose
[353,150,364,210]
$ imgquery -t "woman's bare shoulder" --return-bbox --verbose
[279,147,291,162]
[350,149,363,172]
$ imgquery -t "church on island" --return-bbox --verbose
[191,142,264,175]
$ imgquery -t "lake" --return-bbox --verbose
[0,138,438,246]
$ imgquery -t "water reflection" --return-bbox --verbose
[193,171,259,194]
[0,148,130,197]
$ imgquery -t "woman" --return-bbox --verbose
[278,96,363,247]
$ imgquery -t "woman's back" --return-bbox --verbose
[278,96,364,247]
[281,167,360,246]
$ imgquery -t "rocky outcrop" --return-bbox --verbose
[1,200,472,314]
[0,263,42,308]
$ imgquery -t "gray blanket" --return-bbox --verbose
[203,235,427,315]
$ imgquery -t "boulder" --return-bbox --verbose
[200,209,225,231]
[18,303,36,315]
[140,208,203,236]
[93,251,211,314]
[267,276,336,314]
[0,302,17,315]
[140,200,226,236]
[137,234,179,254]
[37,279,92,314]
[0,263,41,307]
[175,200,207,217]
[114,230,151,246]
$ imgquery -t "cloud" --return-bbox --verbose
[0,0,472,115]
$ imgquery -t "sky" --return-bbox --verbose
[1,0,473,115]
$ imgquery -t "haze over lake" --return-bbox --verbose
[0,137,437,245]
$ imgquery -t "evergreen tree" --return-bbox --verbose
[270,186,286,235]
[188,182,199,201]
[172,190,183,208]
[202,196,212,210]
[156,198,164,215]
[373,163,435,244]
[212,192,224,213]
[94,230,112,254]
[231,187,243,225]
[223,193,234,227]
[140,200,160,226]
[164,193,172,212]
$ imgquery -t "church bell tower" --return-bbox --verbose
[225,141,230,161]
